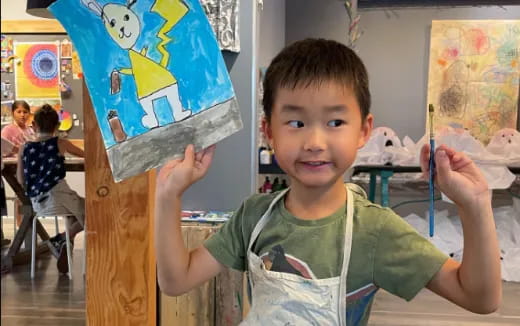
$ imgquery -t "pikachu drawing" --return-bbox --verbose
[81,0,192,129]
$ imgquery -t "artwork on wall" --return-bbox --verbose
[1,35,14,73]
[71,50,82,79]
[14,42,61,100]
[426,20,519,145]
[60,39,73,58]
[49,0,243,182]
[200,0,240,52]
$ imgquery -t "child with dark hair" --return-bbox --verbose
[1,100,35,156]
[155,39,501,325]
[16,104,85,274]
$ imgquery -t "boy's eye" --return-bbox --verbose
[288,120,304,128]
[123,14,130,21]
[110,19,116,27]
[327,119,345,127]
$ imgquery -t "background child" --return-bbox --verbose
[16,104,85,274]
[2,100,35,227]
[1,100,35,156]
[155,39,501,325]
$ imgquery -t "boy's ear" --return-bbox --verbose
[261,118,273,147]
[358,113,373,149]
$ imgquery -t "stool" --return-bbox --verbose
[31,214,83,280]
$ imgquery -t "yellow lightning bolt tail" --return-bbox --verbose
[151,0,189,67]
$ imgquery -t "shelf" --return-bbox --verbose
[258,163,285,174]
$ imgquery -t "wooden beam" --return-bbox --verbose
[1,20,66,34]
[83,82,156,325]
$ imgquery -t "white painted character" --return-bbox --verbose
[81,0,192,129]
[487,128,520,157]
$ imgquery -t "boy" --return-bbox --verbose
[16,104,85,274]
[155,39,501,325]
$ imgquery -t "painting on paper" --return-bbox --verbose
[1,35,14,73]
[426,20,519,145]
[49,0,243,182]
[60,40,73,58]
[14,42,61,100]
[71,51,83,79]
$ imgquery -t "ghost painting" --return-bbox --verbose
[49,0,243,181]
[487,128,520,161]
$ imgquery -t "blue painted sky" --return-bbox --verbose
[50,0,235,148]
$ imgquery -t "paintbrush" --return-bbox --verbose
[428,104,435,237]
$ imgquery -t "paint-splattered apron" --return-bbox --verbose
[241,184,355,325]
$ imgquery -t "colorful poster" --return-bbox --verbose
[50,0,242,182]
[14,42,61,99]
[426,20,520,145]
[1,35,14,73]
[61,39,73,58]
[71,50,83,79]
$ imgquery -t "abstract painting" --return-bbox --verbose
[14,42,61,99]
[426,20,519,145]
[49,0,243,181]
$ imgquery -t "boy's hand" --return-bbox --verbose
[420,144,489,208]
[157,144,216,199]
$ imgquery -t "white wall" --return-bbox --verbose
[258,0,286,68]
[1,0,51,20]
[285,1,520,142]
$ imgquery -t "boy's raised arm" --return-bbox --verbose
[420,144,502,314]
[155,144,224,296]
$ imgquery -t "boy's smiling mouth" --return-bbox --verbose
[299,161,332,169]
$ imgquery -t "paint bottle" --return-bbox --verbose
[107,110,127,143]
[262,176,272,193]
[259,147,271,165]
[272,177,282,192]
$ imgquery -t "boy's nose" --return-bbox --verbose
[303,129,326,152]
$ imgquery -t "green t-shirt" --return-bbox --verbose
[204,185,448,325]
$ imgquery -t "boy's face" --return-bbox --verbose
[13,106,30,127]
[264,80,372,190]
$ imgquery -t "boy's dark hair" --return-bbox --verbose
[262,38,371,122]
[12,100,30,113]
[34,104,60,133]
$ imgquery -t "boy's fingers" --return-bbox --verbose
[419,144,430,178]
[195,151,203,162]
[434,149,451,182]
[437,145,457,158]
[451,152,472,171]
[182,144,195,168]
[200,145,216,170]
[158,159,180,181]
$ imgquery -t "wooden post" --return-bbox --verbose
[83,82,156,325]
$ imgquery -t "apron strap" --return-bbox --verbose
[247,188,289,253]
[338,183,355,326]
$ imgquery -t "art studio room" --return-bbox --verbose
[1,0,519,325]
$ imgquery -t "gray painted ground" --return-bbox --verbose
[107,98,243,182]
